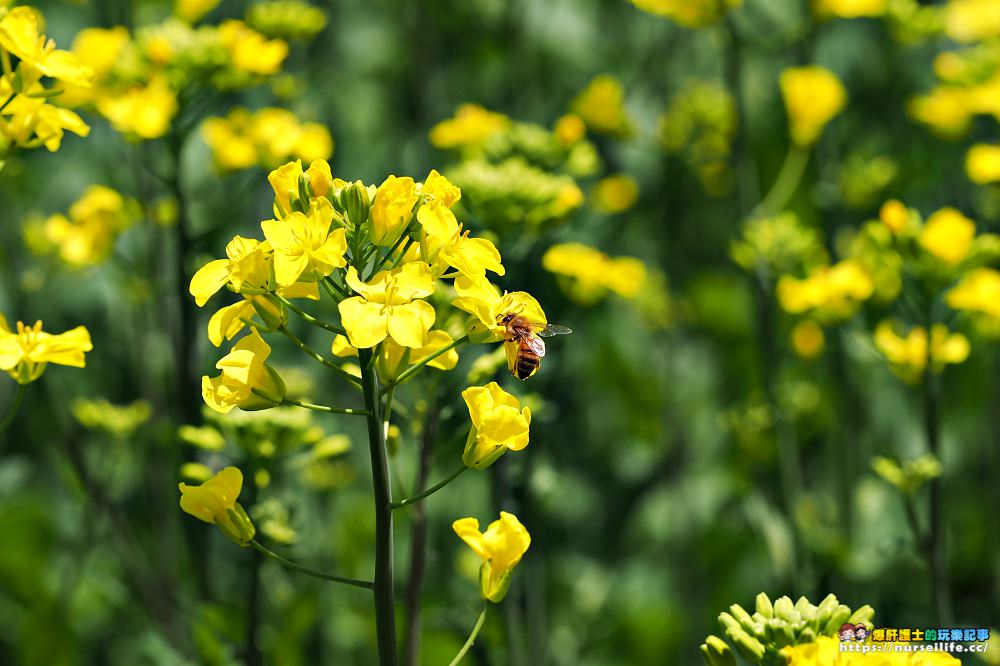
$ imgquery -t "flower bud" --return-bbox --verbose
[249,294,287,332]
[343,180,370,230]
[755,593,774,619]
[217,504,256,547]
[699,636,736,666]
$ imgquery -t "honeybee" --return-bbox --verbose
[500,313,572,380]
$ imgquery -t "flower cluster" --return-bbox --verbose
[430,104,597,232]
[182,159,547,606]
[700,593,874,665]
[24,185,136,268]
[201,107,333,171]
[543,242,648,305]
[62,1,321,140]
[0,5,92,158]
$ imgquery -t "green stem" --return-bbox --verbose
[250,540,373,590]
[390,464,467,510]
[359,347,399,665]
[321,276,348,301]
[281,396,369,416]
[922,305,952,624]
[278,325,361,388]
[275,294,346,335]
[389,238,416,270]
[755,144,809,216]
[0,384,27,434]
[448,605,488,666]
[381,335,469,394]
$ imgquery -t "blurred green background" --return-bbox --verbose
[1,0,999,664]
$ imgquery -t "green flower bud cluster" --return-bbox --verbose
[479,121,600,178]
[246,0,328,40]
[872,454,942,496]
[700,593,875,666]
[445,158,584,231]
[730,212,829,277]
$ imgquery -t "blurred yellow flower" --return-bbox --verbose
[543,243,647,304]
[571,75,633,137]
[814,0,885,18]
[908,87,972,139]
[338,262,436,348]
[779,66,847,145]
[872,454,942,496]
[947,267,1000,317]
[452,511,530,602]
[202,329,286,413]
[777,260,873,321]
[965,144,1000,184]
[370,175,419,246]
[38,186,133,267]
[97,75,178,139]
[874,319,969,383]
[218,20,288,75]
[61,26,130,104]
[944,0,1000,43]
[554,113,586,145]
[202,108,334,171]
[461,382,531,469]
[879,199,911,234]
[261,198,347,286]
[429,104,509,149]
[790,321,825,359]
[784,636,959,664]
[627,0,741,28]
[918,207,974,266]
[175,0,221,23]
[178,466,256,546]
[452,276,547,343]
[591,174,639,214]
[0,317,92,384]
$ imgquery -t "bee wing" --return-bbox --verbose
[525,334,546,358]
[536,324,572,338]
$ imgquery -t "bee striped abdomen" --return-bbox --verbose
[514,351,540,379]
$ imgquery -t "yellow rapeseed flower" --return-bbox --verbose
[626,0,742,28]
[40,185,133,267]
[370,175,419,246]
[418,170,505,279]
[918,207,975,266]
[175,0,221,23]
[947,267,1000,318]
[944,0,1000,43]
[202,329,286,413]
[452,511,531,603]
[790,321,825,359]
[461,382,531,469]
[776,260,873,321]
[0,317,92,384]
[96,75,178,139]
[338,262,436,348]
[779,66,847,145]
[965,144,1000,184]
[874,319,969,383]
[879,199,911,234]
[0,7,94,87]
[814,0,885,18]
[429,104,509,149]
[0,85,90,151]
[591,174,639,214]
[178,466,256,546]
[451,276,547,343]
[571,75,633,137]
[261,198,348,286]
[218,20,288,75]
[543,243,647,304]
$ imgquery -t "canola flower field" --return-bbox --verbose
[1,0,999,664]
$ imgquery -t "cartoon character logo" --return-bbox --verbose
[839,623,857,642]
[854,624,869,641]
